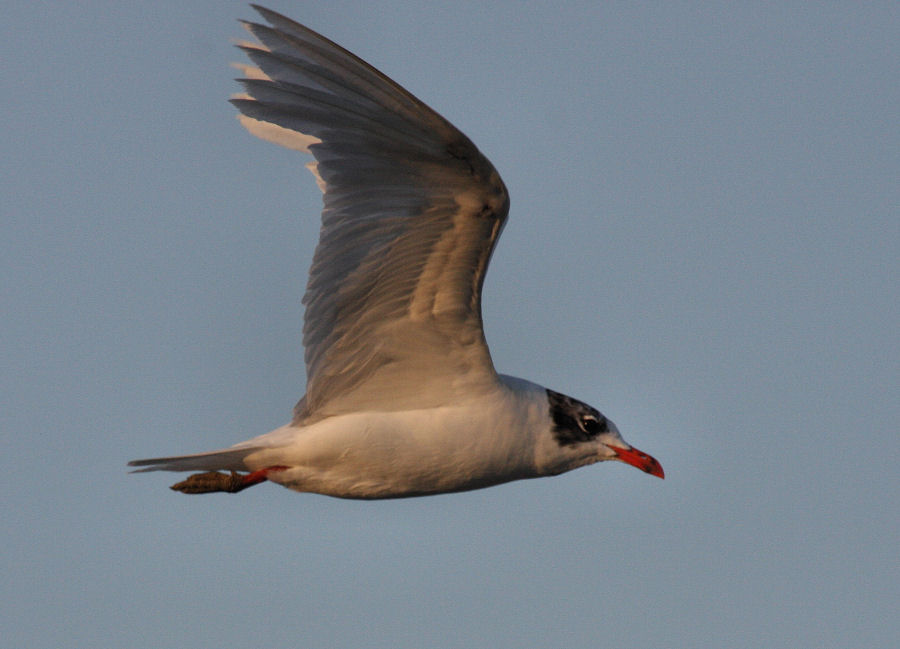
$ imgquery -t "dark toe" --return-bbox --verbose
[170,471,242,494]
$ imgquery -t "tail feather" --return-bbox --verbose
[128,447,263,473]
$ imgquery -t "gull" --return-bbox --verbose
[129,5,663,499]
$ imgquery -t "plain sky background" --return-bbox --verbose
[3,2,897,648]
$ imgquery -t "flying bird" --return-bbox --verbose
[129,5,664,499]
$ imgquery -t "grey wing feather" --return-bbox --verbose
[233,7,509,423]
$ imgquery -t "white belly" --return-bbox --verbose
[240,378,549,498]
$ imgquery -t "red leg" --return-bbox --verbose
[234,465,290,489]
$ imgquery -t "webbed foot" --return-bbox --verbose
[170,466,287,494]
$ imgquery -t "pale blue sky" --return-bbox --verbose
[3,2,897,648]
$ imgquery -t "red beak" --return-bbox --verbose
[609,445,665,479]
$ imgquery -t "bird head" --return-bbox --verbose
[545,389,664,479]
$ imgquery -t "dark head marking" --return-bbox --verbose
[546,389,609,447]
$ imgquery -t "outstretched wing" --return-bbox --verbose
[232,6,510,422]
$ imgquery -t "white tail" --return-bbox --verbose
[128,447,262,473]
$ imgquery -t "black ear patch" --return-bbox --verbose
[546,389,607,447]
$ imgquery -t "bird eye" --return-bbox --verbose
[582,415,607,435]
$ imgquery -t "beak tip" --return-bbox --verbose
[644,455,665,479]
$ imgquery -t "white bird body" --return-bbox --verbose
[240,376,552,499]
[129,6,663,498]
